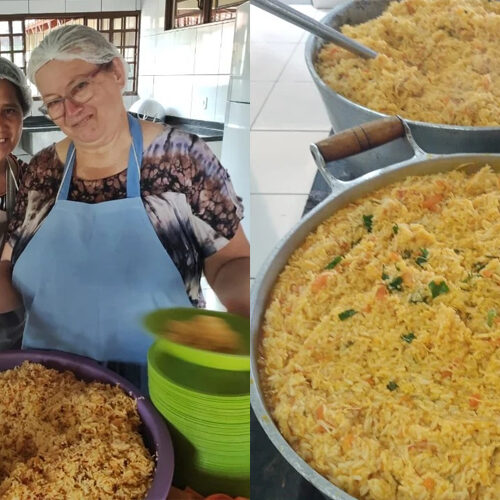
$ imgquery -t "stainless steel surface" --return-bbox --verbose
[252,0,377,59]
[304,0,500,155]
[250,125,500,498]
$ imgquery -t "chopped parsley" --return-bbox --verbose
[339,309,357,321]
[392,224,399,235]
[472,262,487,273]
[363,214,374,233]
[402,249,412,260]
[387,381,399,391]
[388,276,404,292]
[415,248,429,267]
[382,271,390,281]
[429,280,449,298]
[401,332,416,343]
[487,309,497,328]
[325,255,343,270]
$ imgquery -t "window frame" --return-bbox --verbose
[0,11,141,98]
[165,0,244,31]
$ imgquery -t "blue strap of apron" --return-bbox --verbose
[57,113,143,201]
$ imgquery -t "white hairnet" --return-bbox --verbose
[0,56,32,116]
[27,24,128,84]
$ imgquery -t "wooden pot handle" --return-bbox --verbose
[313,116,405,163]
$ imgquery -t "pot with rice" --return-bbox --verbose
[0,349,174,500]
[304,0,500,155]
[250,117,500,499]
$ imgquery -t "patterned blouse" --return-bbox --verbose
[6,126,244,307]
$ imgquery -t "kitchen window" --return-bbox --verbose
[165,0,244,30]
[0,12,140,97]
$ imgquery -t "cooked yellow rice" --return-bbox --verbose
[0,362,154,499]
[259,166,500,499]
[316,0,500,126]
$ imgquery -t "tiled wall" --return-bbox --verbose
[0,0,141,13]
[1,0,234,122]
[138,0,235,122]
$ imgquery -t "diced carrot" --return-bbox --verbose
[440,370,453,379]
[422,193,444,212]
[482,269,493,278]
[315,404,325,420]
[469,393,481,409]
[366,376,375,386]
[482,74,491,90]
[314,425,327,433]
[402,272,413,286]
[408,440,437,452]
[342,433,354,451]
[396,189,407,200]
[399,394,413,405]
[363,304,372,313]
[423,478,435,491]
[406,1,416,14]
[389,252,400,262]
[436,179,449,189]
[311,273,328,292]
[376,285,389,300]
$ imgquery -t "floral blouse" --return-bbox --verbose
[7,126,244,307]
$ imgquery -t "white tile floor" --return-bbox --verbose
[250,3,342,280]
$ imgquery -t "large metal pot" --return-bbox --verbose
[250,117,500,500]
[304,0,500,159]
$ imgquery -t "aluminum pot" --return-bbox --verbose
[250,117,500,500]
[304,0,500,158]
[0,349,175,500]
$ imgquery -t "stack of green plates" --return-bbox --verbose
[144,308,250,497]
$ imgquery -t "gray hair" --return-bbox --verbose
[27,24,128,84]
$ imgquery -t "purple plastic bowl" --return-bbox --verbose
[0,349,174,500]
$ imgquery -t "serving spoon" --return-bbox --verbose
[251,0,377,59]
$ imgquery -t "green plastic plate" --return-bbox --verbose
[143,308,250,371]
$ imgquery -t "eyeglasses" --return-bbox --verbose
[39,65,107,120]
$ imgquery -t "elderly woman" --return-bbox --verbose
[0,57,31,350]
[0,25,249,390]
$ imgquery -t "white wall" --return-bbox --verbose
[1,0,234,122]
[138,0,235,122]
[0,0,141,13]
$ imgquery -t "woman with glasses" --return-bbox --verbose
[0,25,249,392]
[0,57,31,350]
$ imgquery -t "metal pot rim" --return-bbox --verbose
[251,151,500,500]
[304,0,500,132]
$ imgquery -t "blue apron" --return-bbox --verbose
[12,114,192,389]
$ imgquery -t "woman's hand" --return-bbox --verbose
[0,244,22,313]
[204,225,250,318]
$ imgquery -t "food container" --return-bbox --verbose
[250,117,500,499]
[0,349,174,500]
[142,308,250,371]
[304,0,500,158]
[143,308,250,497]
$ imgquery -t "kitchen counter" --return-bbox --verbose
[20,114,224,156]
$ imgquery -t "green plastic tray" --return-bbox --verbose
[143,308,250,371]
